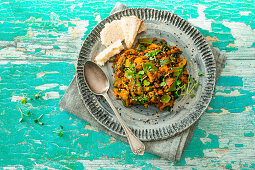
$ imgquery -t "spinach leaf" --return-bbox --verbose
[138,38,153,45]
[143,80,150,86]
[136,44,146,52]
[161,94,171,103]
[160,58,169,66]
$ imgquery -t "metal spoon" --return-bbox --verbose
[83,61,145,155]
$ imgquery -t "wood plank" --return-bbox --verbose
[1,0,255,168]
[0,1,254,60]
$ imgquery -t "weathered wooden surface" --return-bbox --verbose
[0,0,255,169]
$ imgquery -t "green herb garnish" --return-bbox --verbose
[54,125,64,137]
[176,80,181,86]
[34,114,44,125]
[131,95,149,104]
[178,77,199,98]
[121,98,127,107]
[166,106,171,111]
[18,107,31,122]
[121,58,126,71]
[161,94,171,103]
[136,44,146,52]
[21,98,27,104]
[190,94,195,98]
[113,78,120,86]
[160,58,169,66]
[149,56,155,60]
[33,91,46,100]
[58,125,64,137]
[146,50,161,58]
[173,67,184,78]
[138,71,145,75]
[167,83,176,91]
[160,81,166,87]
[125,69,134,80]
[113,65,117,72]
[143,80,150,86]
[198,71,205,76]
[143,63,158,72]
[129,63,135,70]
[138,38,153,45]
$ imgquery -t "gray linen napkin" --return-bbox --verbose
[59,3,226,162]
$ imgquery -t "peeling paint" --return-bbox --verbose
[59,85,68,90]
[80,133,89,136]
[109,137,117,143]
[200,137,212,144]
[84,125,91,130]
[11,96,25,102]
[214,148,229,154]
[215,89,242,97]
[42,92,60,100]
[227,43,235,47]
[37,71,59,78]
[11,61,29,64]
[0,61,8,64]
[239,11,251,16]
[32,139,42,144]
[209,108,230,115]
[222,21,255,47]
[95,15,102,23]
[188,5,213,32]
[35,84,59,90]
[205,36,219,46]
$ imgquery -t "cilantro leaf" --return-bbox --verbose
[176,80,181,86]
[173,67,184,78]
[138,71,144,75]
[198,71,205,76]
[58,131,63,137]
[21,98,27,104]
[160,81,166,87]
[34,114,43,125]
[55,125,64,137]
[143,80,150,86]
[113,65,117,72]
[143,63,158,72]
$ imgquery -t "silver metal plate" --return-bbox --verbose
[76,8,216,141]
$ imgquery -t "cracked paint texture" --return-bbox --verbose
[0,0,255,169]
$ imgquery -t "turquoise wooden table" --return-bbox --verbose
[1,0,255,169]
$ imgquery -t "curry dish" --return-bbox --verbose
[112,37,189,111]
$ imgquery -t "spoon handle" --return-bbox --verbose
[103,93,145,155]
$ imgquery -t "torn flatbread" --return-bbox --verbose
[100,17,146,47]
[121,16,142,48]
[94,40,124,66]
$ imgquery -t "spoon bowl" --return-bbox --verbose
[84,61,109,95]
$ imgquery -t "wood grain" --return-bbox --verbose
[0,0,255,169]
